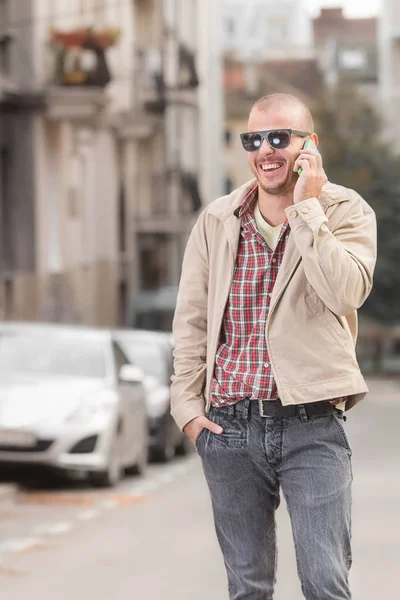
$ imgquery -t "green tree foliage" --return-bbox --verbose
[314,86,400,324]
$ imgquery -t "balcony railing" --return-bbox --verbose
[133,45,165,114]
[134,170,201,233]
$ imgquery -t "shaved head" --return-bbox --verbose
[246,93,319,199]
[249,93,314,133]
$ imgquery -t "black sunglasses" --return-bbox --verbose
[240,129,310,152]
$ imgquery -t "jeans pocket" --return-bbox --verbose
[208,409,247,449]
[194,427,207,453]
[332,414,352,455]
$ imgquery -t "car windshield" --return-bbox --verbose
[120,339,166,382]
[0,332,106,379]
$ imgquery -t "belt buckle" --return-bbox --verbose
[258,399,272,418]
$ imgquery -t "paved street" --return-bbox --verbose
[0,377,398,599]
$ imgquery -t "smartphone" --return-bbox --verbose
[297,139,320,176]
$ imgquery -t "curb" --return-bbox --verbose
[0,484,19,504]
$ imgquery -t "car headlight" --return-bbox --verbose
[67,396,116,424]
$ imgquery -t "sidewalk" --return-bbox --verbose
[0,483,18,505]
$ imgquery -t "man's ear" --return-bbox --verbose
[312,133,319,147]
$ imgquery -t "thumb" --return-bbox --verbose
[204,417,223,435]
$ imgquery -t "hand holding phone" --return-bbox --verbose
[293,138,327,204]
[297,139,320,176]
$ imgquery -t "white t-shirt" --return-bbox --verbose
[254,202,283,251]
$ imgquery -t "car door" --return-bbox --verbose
[112,342,144,465]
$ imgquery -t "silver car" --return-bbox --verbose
[0,323,148,487]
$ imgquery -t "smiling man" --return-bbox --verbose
[171,93,377,600]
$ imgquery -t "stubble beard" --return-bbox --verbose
[259,170,297,197]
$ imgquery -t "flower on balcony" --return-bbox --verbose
[50,27,121,50]
[49,27,121,87]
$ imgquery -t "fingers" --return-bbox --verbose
[298,148,322,161]
[294,157,312,174]
[201,416,222,434]
[294,152,322,174]
[184,416,224,445]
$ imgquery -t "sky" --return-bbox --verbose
[304,0,382,18]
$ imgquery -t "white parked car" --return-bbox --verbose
[0,323,148,487]
[115,329,189,462]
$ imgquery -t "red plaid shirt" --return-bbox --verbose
[211,186,346,408]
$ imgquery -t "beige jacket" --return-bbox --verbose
[171,180,377,432]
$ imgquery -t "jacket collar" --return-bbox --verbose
[207,179,349,223]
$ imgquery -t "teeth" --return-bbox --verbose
[261,163,281,171]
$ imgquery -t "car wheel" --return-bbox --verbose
[89,434,122,488]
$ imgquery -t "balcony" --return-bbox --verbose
[134,171,201,233]
[132,43,200,112]
[45,86,109,121]
[44,27,118,121]
[164,44,199,107]
[50,27,120,87]
[177,44,199,89]
[133,45,166,115]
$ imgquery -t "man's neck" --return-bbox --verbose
[257,186,294,227]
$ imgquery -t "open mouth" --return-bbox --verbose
[259,162,284,174]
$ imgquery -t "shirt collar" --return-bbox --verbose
[233,185,290,233]
[233,185,258,218]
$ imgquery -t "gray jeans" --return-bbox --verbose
[195,399,352,600]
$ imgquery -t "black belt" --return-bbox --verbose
[253,399,337,418]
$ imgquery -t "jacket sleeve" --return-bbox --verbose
[170,212,209,432]
[285,195,377,316]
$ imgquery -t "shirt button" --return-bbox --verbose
[264,362,270,368]
[289,210,297,218]
[301,207,309,214]
[271,258,277,263]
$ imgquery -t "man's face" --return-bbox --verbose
[246,107,309,197]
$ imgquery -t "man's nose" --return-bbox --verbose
[259,137,273,153]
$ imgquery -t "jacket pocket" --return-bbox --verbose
[305,291,352,352]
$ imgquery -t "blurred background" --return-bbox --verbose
[0,1,399,599]
[0,0,399,368]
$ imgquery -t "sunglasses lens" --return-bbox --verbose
[241,133,262,152]
[267,130,291,149]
